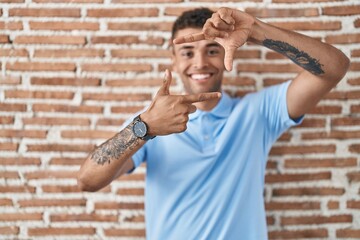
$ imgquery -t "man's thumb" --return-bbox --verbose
[157,69,172,96]
[224,47,236,71]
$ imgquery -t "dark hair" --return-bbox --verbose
[171,8,214,40]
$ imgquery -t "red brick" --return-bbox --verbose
[281,214,352,225]
[0,48,28,57]
[28,227,95,236]
[61,130,116,139]
[111,106,144,114]
[5,90,74,99]
[91,35,163,45]
[106,78,162,87]
[325,34,360,44]
[0,129,47,138]
[285,157,357,169]
[164,7,201,16]
[0,185,35,193]
[117,172,145,181]
[26,144,94,153]
[33,0,102,2]
[18,199,86,207]
[0,0,24,2]
[9,8,80,17]
[23,117,91,126]
[0,157,41,165]
[273,0,341,2]
[96,118,125,126]
[14,35,85,45]
[347,171,360,182]
[323,5,360,16]
[0,76,21,85]
[32,104,103,113]
[328,200,340,210]
[296,118,326,128]
[6,62,76,71]
[29,21,99,31]
[31,77,100,86]
[270,144,336,155]
[0,213,42,221]
[95,201,144,210]
[245,8,319,18]
[273,187,345,196]
[0,34,9,43]
[309,105,342,114]
[117,188,144,195]
[42,185,81,193]
[111,49,171,58]
[81,63,152,72]
[348,77,360,85]
[104,228,145,237]
[51,213,117,222]
[266,172,331,183]
[270,21,341,31]
[0,21,23,30]
[355,18,360,28]
[265,201,320,211]
[87,8,158,18]
[337,229,360,238]
[351,105,360,113]
[24,170,77,180]
[34,49,104,58]
[325,90,360,100]
[49,157,85,165]
[0,226,19,235]
[124,215,145,223]
[0,171,19,179]
[349,144,360,153]
[332,117,360,126]
[347,200,360,209]
[108,21,172,31]
[223,76,256,87]
[352,49,360,57]
[350,62,360,71]
[269,229,328,239]
[0,142,18,151]
[301,131,360,140]
[0,116,14,124]
[113,0,181,2]
[82,92,152,101]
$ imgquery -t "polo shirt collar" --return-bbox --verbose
[189,91,233,121]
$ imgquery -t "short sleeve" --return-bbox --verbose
[259,80,304,144]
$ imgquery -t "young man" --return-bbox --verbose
[78,7,349,240]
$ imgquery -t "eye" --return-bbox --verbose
[208,48,220,56]
[180,50,193,58]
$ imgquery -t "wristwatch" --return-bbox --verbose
[132,115,156,141]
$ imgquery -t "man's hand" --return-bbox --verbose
[141,69,221,135]
[173,7,255,71]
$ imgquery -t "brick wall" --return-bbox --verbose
[0,0,359,239]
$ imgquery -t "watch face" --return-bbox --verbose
[133,121,147,138]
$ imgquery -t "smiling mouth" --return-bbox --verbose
[189,73,213,82]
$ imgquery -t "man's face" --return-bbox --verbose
[172,28,226,95]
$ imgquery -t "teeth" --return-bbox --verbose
[191,74,211,80]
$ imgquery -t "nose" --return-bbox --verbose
[193,53,208,69]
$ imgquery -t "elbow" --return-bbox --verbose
[77,173,100,192]
[334,52,350,83]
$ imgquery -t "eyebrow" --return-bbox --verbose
[178,42,221,50]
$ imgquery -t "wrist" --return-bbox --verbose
[139,112,155,137]
[247,18,266,45]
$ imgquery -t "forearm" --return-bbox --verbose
[249,19,350,82]
[77,123,145,192]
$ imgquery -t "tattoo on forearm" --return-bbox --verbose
[263,39,325,75]
[91,124,139,165]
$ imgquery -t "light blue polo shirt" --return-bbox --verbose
[130,81,302,240]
